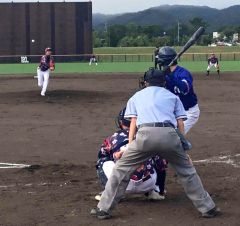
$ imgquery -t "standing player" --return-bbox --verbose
[207,53,220,76]
[37,47,55,96]
[89,54,98,66]
[158,46,200,134]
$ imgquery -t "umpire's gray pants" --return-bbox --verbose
[98,127,215,214]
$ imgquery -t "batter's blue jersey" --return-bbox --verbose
[165,66,198,111]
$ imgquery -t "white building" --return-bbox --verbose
[213,32,220,39]
[233,33,239,42]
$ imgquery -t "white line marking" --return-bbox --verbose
[193,153,240,168]
[0,182,66,189]
[0,162,30,169]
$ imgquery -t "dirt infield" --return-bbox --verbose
[0,72,239,226]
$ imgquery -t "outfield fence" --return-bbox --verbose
[0,52,240,64]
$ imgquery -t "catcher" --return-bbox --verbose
[95,107,167,201]
[37,47,55,96]
[207,53,220,76]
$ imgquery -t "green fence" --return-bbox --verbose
[1,52,240,64]
[97,53,240,62]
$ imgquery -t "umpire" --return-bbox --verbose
[91,69,220,220]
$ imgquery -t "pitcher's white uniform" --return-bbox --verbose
[37,48,55,96]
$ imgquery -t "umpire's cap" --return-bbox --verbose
[144,68,165,87]
[158,46,177,66]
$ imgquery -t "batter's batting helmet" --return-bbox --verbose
[115,107,130,129]
[158,46,177,66]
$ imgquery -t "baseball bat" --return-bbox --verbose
[168,26,205,67]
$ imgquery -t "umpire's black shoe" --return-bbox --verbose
[90,207,112,220]
[201,207,221,218]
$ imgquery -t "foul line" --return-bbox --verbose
[1,154,239,170]
[0,162,30,169]
[193,153,240,168]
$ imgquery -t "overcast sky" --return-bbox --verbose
[1,0,240,14]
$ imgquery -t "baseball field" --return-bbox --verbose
[0,69,239,225]
[0,61,240,75]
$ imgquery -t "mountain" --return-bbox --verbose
[93,13,118,27]
[93,5,240,31]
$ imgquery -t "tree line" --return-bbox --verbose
[93,17,240,47]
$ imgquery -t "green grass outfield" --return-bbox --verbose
[0,61,240,75]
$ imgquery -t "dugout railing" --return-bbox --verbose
[0,53,240,64]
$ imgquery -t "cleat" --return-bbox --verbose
[95,193,102,201]
[90,207,112,220]
[147,190,165,200]
[201,207,221,218]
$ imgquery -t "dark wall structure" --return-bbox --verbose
[0,2,92,57]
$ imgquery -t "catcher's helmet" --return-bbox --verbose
[158,46,177,66]
[115,107,130,129]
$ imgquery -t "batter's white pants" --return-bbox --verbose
[207,63,219,71]
[37,68,50,96]
[102,161,157,194]
[184,104,200,134]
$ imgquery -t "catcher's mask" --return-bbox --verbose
[158,46,177,67]
[115,107,130,129]
[139,68,166,89]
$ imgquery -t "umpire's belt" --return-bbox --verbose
[138,122,174,129]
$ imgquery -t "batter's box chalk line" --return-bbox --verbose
[0,162,31,169]
[193,153,240,168]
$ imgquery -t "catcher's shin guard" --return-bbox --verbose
[96,165,108,188]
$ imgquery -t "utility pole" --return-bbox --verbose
[105,22,110,47]
[177,21,180,46]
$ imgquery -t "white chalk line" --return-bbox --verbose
[193,153,240,168]
[0,154,239,188]
[0,182,71,189]
[0,162,30,169]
